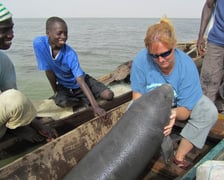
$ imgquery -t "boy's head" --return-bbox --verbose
[0,3,14,50]
[46,17,68,49]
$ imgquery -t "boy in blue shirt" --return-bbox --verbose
[33,17,114,118]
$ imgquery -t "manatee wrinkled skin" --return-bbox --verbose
[64,84,174,180]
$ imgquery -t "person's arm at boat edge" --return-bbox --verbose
[197,0,215,56]
[77,76,107,118]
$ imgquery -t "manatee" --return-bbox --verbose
[64,84,174,180]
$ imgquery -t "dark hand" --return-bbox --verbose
[38,126,58,142]
[197,38,206,57]
[31,118,58,142]
[93,106,107,119]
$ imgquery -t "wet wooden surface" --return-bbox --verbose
[0,103,129,180]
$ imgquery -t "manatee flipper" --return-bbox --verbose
[161,136,174,165]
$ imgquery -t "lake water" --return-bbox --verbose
[4,18,200,100]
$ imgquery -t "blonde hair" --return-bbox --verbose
[144,16,176,50]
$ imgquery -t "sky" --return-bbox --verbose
[1,0,205,18]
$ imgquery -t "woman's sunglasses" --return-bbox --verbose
[149,49,172,59]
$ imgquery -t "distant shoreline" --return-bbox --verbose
[13,17,200,20]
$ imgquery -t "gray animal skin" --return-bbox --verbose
[64,84,174,180]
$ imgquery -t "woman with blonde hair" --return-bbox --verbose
[130,17,218,169]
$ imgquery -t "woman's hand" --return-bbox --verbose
[163,109,176,136]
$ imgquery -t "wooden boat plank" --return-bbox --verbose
[0,102,129,180]
[209,114,224,140]
[49,90,131,125]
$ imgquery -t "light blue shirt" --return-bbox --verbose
[130,48,202,110]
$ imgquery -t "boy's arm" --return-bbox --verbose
[76,76,107,118]
[45,70,57,94]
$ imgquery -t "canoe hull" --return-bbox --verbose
[0,102,130,180]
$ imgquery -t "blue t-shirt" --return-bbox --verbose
[208,0,224,46]
[33,36,85,89]
[130,48,202,110]
[0,51,17,91]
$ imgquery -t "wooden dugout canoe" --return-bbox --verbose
[1,40,224,179]
[0,106,223,180]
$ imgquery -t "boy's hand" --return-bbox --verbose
[93,106,107,119]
